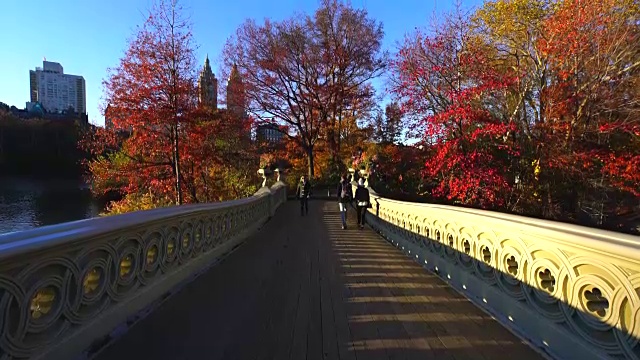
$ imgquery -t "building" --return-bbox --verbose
[198,56,218,109]
[28,60,86,114]
[256,123,285,143]
[105,104,114,130]
[226,63,246,118]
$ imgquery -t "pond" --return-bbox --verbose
[0,177,104,235]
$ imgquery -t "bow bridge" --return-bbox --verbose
[0,172,639,360]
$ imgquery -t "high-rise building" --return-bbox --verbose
[226,63,246,118]
[28,60,86,114]
[198,55,218,109]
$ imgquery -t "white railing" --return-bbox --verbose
[361,187,640,360]
[0,182,287,360]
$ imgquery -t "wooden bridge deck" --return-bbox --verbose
[93,200,542,360]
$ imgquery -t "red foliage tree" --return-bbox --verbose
[392,9,519,208]
[534,0,640,219]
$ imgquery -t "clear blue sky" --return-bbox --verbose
[0,0,481,127]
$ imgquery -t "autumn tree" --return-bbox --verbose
[389,0,639,231]
[468,0,553,214]
[472,0,551,126]
[94,0,198,206]
[313,0,387,172]
[534,0,640,222]
[372,101,404,144]
[222,0,386,178]
[83,0,260,214]
[392,6,519,208]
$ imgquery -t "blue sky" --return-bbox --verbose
[0,0,482,127]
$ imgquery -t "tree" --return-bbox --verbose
[469,0,554,215]
[313,0,387,172]
[372,101,404,144]
[85,0,258,211]
[533,0,640,222]
[222,0,386,178]
[392,6,519,208]
[95,0,198,206]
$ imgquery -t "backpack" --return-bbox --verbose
[340,182,350,199]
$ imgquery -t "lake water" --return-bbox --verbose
[0,177,103,235]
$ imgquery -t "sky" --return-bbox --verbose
[0,0,482,127]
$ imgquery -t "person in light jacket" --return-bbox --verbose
[354,178,371,229]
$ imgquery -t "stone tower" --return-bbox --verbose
[198,55,218,109]
[226,63,246,118]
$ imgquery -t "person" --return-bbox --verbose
[354,178,371,229]
[296,175,311,216]
[336,174,353,229]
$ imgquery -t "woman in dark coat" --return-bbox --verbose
[354,178,371,229]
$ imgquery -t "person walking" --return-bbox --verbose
[296,175,311,216]
[354,178,371,229]
[336,174,353,229]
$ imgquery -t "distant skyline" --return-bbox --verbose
[0,0,482,127]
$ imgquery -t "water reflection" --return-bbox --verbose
[0,177,103,234]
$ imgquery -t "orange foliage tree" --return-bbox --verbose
[82,0,258,214]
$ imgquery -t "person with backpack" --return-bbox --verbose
[336,174,353,229]
[296,175,311,216]
[354,177,371,229]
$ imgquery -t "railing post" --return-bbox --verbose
[257,168,273,188]
[256,168,275,218]
[273,168,287,203]
[274,168,284,183]
[348,167,356,184]
[359,169,369,187]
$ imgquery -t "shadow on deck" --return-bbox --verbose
[91,200,542,360]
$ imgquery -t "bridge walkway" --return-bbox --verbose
[93,200,542,360]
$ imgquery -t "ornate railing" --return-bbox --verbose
[361,187,640,360]
[0,182,287,360]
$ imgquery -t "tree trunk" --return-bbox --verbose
[306,145,315,179]
[326,126,338,170]
[173,124,183,205]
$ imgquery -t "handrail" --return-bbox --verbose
[360,185,640,360]
[0,195,268,260]
[0,182,287,360]
[367,189,640,260]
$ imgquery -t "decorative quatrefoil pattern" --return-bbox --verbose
[365,192,640,360]
[0,183,286,359]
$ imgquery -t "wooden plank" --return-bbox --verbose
[268,226,303,360]
[316,206,342,360]
[307,232,324,360]
[340,208,395,360]
[289,230,311,359]
[322,203,357,360]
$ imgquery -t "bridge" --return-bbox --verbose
[0,170,639,360]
